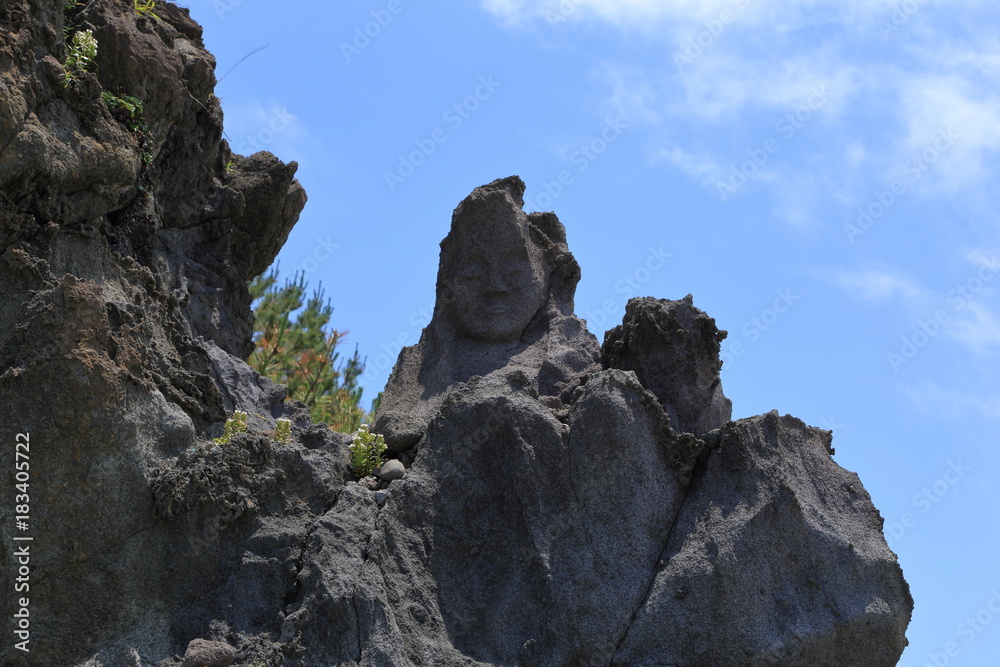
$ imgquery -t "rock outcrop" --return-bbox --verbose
[603,295,732,436]
[0,3,911,666]
[372,176,601,452]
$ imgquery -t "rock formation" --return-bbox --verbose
[372,176,601,452]
[0,2,911,666]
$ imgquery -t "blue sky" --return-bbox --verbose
[185,1,999,663]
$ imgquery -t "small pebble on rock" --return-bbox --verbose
[181,638,236,667]
[379,459,406,481]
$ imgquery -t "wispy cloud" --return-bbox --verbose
[902,379,1000,420]
[482,0,748,28]
[947,302,1000,355]
[656,147,723,183]
[832,267,927,304]
[895,75,1000,194]
[833,254,1000,363]
[594,63,660,126]
[482,0,1000,223]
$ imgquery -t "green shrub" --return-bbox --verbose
[214,410,249,446]
[101,91,148,134]
[274,418,292,445]
[348,424,387,477]
[249,269,368,433]
[62,29,98,87]
[102,90,154,167]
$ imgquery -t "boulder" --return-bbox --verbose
[603,295,732,435]
[613,411,912,665]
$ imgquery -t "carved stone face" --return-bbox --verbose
[444,229,548,343]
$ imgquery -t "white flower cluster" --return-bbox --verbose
[63,30,98,86]
[348,424,387,477]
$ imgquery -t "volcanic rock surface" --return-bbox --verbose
[0,3,910,666]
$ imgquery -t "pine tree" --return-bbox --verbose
[248,268,367,433]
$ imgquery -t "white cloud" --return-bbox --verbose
[595,63,660,126]
[669,56,849,122]
[482,0,750,29]
[947,302,1000,355]
[483,0,993,29]
[656,147,723,182]
[832,268,927,304]
[894,75,1000,194]
[902,380,1000,420]
[482,0,1000,220]
[481,0,920,31]
[834,255,1000,359]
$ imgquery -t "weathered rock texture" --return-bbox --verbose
[603,295,732,436]
[372,175,601,452]
[0,3,911,666]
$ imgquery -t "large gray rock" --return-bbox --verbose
[613,411,912,666]
[372,175,601,451]
[373,370,697,665]
[603,295,732,435]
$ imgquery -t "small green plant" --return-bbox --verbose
[133,0,160,19]
[102,90,154,166]
[214,410,249,446]
[62,29,98,87]
[348,424,386,477]
[225,158,236,174]
[274,418,292,446]
[101,91,148,134]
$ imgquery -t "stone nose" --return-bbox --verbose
[484,271,512,294]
